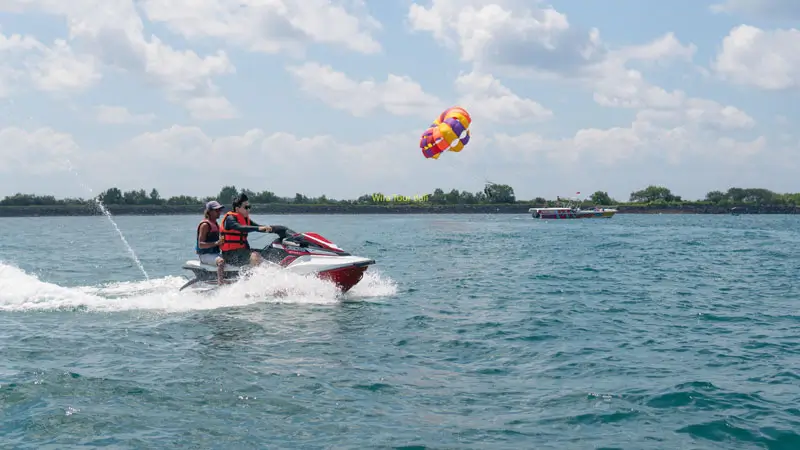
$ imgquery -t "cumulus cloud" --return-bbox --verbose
[0,0,236,119]
[710,0,800,19]
[287,62,553,123]
[0,117,773,202]
[0,28,100,96]
[408,0,604,78]
[406,1,747,131]
[454,71,553,122]
[712,25,800,90]
[94,105,155,124]
[286,62,444,118]
[0,126,80,176]
[138,0,382,56]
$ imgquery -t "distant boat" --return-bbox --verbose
[528,196,616,220]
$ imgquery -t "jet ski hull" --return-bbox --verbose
[179,226,376,293]
[179,256,374,293]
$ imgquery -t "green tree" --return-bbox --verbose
[149,188,163,205]
[0,193,60,206]
[429,188,446,204]
[726,187,746,203]
[459,191,477,204]
[629,185,680,203]
[122,189,147,204]
[445,189,461,204]
[483,182,515,203]
[98,187,123,204]
[218,185,239,204]
[254,190,279,203]
[166,195,201,205]
[704,190,726,204]
[590,191,613,205]
[742,188,775,204]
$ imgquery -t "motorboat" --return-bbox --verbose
[529,206,617,219]
[179,225,375,292]
[529,195,617,220]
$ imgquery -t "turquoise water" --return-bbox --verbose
[1,213,799,449]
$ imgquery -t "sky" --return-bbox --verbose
[0,0,798,202]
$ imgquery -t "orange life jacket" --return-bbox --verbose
[220,211,251,252]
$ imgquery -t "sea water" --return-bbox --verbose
[0,213,798,449]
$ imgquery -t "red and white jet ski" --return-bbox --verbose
[179,225,375,292]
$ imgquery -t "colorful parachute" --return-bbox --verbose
[420,106,471,159]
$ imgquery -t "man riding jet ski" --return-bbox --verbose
[194,194,277,285]
[182,193,376,292]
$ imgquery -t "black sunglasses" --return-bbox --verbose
[244,205,251,210]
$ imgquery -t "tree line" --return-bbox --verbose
[1,184,799,207]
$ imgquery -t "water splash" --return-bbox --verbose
[0,262,397,312]
[64,160,150,280]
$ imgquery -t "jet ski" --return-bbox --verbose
[178,225,376,292]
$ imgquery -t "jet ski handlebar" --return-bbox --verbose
[268,225,291,238]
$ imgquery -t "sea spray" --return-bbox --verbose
[64,160,150,280]
[0,262,397,312]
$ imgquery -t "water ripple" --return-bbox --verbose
[1,214,799,448]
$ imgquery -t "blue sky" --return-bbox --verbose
[0,0,797,202]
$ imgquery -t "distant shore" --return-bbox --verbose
[0,203,797,217]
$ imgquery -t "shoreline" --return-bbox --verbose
[0,203,797,217]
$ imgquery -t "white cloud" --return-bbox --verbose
[408,0,604,78]
[0,118,774,202]
[94,105,155,124]
[612,32,697,64]
[27,39,101,92]
[0,28,101,96]
[454,71,553,122]
[287,61,445,118]
[635,99,755,131]
[138,0,382,56]
[69,124,471,199]
[710,0,800,19]
[287,62,553,123]
[0,126,80,176]
[712,25,800,90]
[0,0,237,119]
[182,95,239,120]
[582,32,698,110]
[406,2,747,134]
[491,111,763,169]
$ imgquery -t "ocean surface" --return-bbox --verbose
[1,213,798,449]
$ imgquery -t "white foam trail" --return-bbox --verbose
[0,262,397,313]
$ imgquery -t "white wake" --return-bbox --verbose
[0,262,397,313]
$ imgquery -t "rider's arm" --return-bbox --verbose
[249,219,277,232]
[224,215,262,233]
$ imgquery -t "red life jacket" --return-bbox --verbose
[195,218,220,254]
[219,211,250,252]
